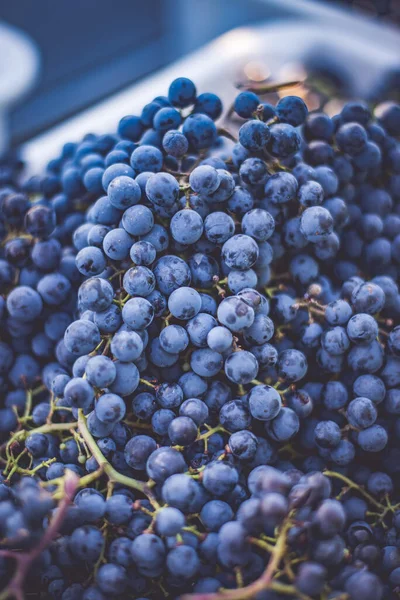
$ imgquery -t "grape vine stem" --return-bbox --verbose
[0,471,79,600]
[323,470,386,512]
[76,410,159,507]
[182,516,306,600]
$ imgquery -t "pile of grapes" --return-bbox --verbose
[0,76,400,600]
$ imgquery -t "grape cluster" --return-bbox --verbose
[0,77,400,600]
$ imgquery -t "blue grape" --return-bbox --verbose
[124,435,157,470]
[95,393,126,424]
[234,91,259,118]
[248,385,282,421]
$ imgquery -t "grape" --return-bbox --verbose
[130,241,156,266]
[159,325,188,354]
[156,507,185,536]
[102,228,132,261]
[347,340,384,373]
[189,165,220,195]
[330,439,356,466]
[37,272,72,305]
[122,297,154,330]
[168,286,201,320]
[203,461,239,496]
[156,383,183,409]
[69,526,104,563]
[264,172,298,204]
[242,208,275,241]
[248,385,281,421]
[168,77,196,107]
[146,447,186,483]
[194,92,222,120]
[95,393,126,424]
[287,388,313,418]
[277,349,307,383]
[224,350,258,385]
[124,435,157,470]
[167,544,200,579]
[24,204,56,237]
[219,400,251,432]
[200,500,233,532]
[77,278,109,313]
[148,338,178,367]
[357,424,388,452]
[111,330,143,362]
[64,377,94,410]
[276,95,308,126]
[85,356,116,388]
[153,106,181,132]
[182,113,217,150]
[118,114,143,141]
[206,326,232,353]
[131,533,165,576]
[295,562,327,596]
[64,320,101,355]
[123,266,155,297]
[170,209,203,245]
[191,348,223,378]
[243,314,274,345]
[348,397,377,429]
[109,362,139,396]
[321,326,350,355]
[95,564,127,595]
[345,571,383,600]
[131,145,163,173]
[162,130,188,157]
[222,234,259,270]
[217,521,251,567]
[315,420,341,449]
[7,286,43,322]
[153,255,191,295]
[353,375,386,405]
[189,252,219,288]
[179,398,208,426]
[152,409,175,436]
[234,91,260,118]
[239,120,270,152]
[168,416,198,446]
[93,304,122,334]
[75,246,106,277]
[268,123,301,157]
[217,296,255,332]
[228,430,258,460]
[351,282,386,314]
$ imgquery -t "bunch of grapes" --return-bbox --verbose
[0,76,400,600]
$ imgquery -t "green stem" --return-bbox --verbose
[197,425,227,443]
[323,470,385,511]
[248,537,274,553]
[268,582,312,600]
[182,517,293,600]
[77,410,158,505]
[139,379,157,390]
[23,390,33,420]
[33,421,78,436]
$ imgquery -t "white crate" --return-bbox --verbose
[21,0,400,174]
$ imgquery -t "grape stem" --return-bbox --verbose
[323,470,386,512]
[182,517,296,600]
[76,410,159,507]
[0,471,79,600]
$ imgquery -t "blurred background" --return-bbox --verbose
[0,0,399,154]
